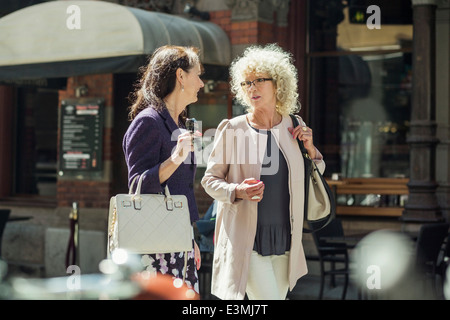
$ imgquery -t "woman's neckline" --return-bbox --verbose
[245,114,284,131]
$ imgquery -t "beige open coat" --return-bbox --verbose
[201,114,325,300]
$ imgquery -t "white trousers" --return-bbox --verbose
[246,251,290,300]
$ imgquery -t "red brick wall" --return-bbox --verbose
[209,10,231,39]
[228,19,289,47]
[57,74,114,208]
[231,21,259,44]
[211,10,285,46]
[57,180,111,208]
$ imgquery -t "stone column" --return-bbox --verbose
[435,0,450,221]
[402,0,441,222]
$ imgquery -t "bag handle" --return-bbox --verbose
[129,175,139,194]
[289,114,310,158]
[289,114,335,233]
[133,170,174,210]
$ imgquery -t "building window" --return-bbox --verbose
[307,1,413,179]
[14,86,58,200]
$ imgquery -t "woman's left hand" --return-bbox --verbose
[288,125,317,159]
[194,240,201,270]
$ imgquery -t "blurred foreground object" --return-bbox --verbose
[8,273,139,300]
[0,249,198,300]
[132,272,199,300]
[352,230,415,299]
[444,267,450,299]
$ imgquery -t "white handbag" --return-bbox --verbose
[107,170,194,258]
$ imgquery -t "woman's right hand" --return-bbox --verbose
[235,178,265,202]
[171,130,202,165]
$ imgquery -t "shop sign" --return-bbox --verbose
[59,98,104,172]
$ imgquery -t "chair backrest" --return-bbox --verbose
[415,222,450,272]
[438,233,450,276]
[443,233,450,258]
[0,209,11,234]
[0,209,11,256]
[308,218,345,249]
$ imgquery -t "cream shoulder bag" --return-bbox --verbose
[290,115,336,232]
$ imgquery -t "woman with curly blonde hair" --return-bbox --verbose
[202,43,326,300]
[229,43,300,116]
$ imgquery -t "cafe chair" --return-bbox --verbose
[308,218,349,300]
[437,233,450,284]
[0,209,11,257]
[414,222,450,298]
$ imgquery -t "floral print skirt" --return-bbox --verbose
[140,248,199,294]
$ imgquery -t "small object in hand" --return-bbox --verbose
[186,118,197,146]
[251,195,261,200]
[186,118,197,133]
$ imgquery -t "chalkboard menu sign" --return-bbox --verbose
[60,98,104,172]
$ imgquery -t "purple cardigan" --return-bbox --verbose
[122,107,199,223]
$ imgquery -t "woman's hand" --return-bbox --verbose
[171,130,202,165]
[235,178,265,202]
[288,125,317,159]
[161,130,202,183]
[194,240,201,270]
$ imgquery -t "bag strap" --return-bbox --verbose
[289,114,335,233]
[133,170,171,198]
[129,175,139,194]
[133,169,150,195]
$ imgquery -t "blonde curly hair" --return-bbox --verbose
[229,43,300,115]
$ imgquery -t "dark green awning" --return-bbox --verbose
[0,1,231,80]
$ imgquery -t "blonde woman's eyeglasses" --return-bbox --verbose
[240,78,273,89]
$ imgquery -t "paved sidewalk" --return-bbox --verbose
[287,274,359,300]
[288,273,448,300]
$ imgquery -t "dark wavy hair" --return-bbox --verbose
[128,45,202,120]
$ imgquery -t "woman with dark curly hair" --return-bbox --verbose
[123,45,204,293]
